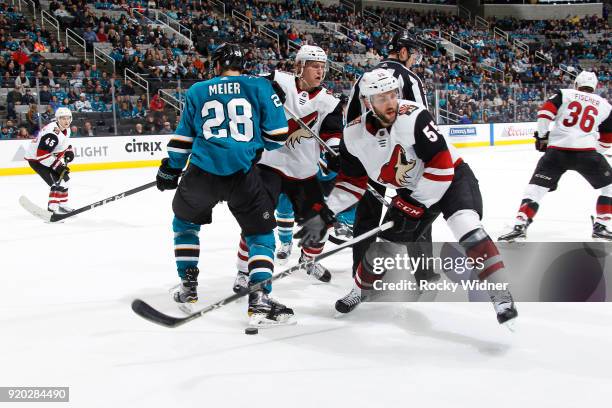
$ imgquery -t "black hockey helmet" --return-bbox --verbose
[211,43,245,72]
[388,30,422,54]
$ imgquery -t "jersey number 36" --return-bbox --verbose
[562,101,598,132]
[201,98,253,142]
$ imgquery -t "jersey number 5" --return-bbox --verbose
[201,98,254,142]
[562,101,598,132]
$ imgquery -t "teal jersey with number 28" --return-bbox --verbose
[167,75,288,175]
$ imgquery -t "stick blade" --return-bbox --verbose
[19,196,52,222]
[131,299,186,328]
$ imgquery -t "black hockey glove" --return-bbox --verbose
[534,131,549,152]
[324,144,341,173]
[379,195,426,242]
[295,204,336,248]
[271,81,286,104]
[51,159,69,177]
[156,158,182,191]
[63,145,75,163]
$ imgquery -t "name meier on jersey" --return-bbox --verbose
[209,82,241,95]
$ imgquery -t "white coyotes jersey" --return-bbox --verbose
[24,121,71,166]
[328,100,462,213]
[538,89,612,150]
[258,70,341,179]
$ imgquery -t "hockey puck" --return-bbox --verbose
[245,327,259,335]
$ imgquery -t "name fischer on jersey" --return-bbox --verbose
[574,93,600,106]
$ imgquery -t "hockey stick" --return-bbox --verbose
[19,181,157,222]
[131,220,394,328]
[283,106,391,209]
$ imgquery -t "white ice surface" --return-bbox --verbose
[1,145,611,407]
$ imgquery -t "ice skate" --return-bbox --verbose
[276,241,292,265]
[498,220,531,242]
[299,253,331,282]
[48,204,73,215]
[490,289,518,330]
[233,271,249,294]
[334,221,353,239]
[592,222,612,241]
[171,267,199,314]
[335,287,362,314]
[247,290,295,327]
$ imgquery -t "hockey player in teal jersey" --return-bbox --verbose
[156,43,294,327]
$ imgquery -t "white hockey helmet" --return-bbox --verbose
[360,69,399,98]
[295,45,328,64]
[55,107,73,129]
[575,71,598,91]
[55,107,72,120]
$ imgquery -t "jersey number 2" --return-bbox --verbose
[562,101,598,132]
[201,98,253,142]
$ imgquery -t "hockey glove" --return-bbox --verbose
[295,204,336,248]
[63,145,75,163]
[379,195,426,242]
[534,131,549,152]
[324,144,341,173]
[156,158,182,191]
[271,81,286,104]
[51,159,69,177]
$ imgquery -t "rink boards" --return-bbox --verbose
[0,122,537,176]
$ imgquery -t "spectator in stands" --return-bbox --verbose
[15,71,30,88]
[132,99,146,118]
[121,82,136,96]
[39,85,52,104]
[22,88,36,106]
[84,27,97,49]
[149,94,164,112]
[41,105,54,123]
[144,115,158,134]
[159,120,173,134]
[75,93,93,112]
[70,124,81,138]
[16,127,30,139]
[96,27,108,43]
[0,125,10,139]
[6,87,23,120]
[26,104,40,134]
[5,120,17,138]
[132,123,145,135]
[119,101,133,118]
[92,95,107,112]
[82,121,95,137]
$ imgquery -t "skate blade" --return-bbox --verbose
[592,236,612,242]
[248,314,297,328]
[177,302,196,315]
[501,317,517,332]
[168,285,197,314]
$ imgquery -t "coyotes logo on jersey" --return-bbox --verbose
[377,144,416,187]
[286,111,318,148]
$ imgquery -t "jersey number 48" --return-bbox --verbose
[201,98,253,142]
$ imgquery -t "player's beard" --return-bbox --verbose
[373,104,398,127]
